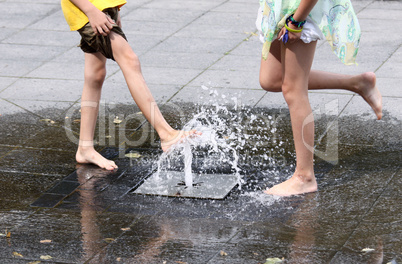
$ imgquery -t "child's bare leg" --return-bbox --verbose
[109,32,199,151]
[265,41,318,196]
[75,52,118,170]
[260,41,382,119]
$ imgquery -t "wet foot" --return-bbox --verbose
[357,72,382,120]
[160,129,201,152]
[264,174,317,196]
[76,146,118,171]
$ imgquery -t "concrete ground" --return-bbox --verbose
[0,0,401,263]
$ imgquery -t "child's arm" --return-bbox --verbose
[69,0,116,36]
[293,0,319,22]
[277,0,319,43]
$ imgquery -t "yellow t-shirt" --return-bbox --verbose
[61,0,127,31]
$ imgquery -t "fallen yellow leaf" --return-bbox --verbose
[116,257,121,262]
[113,116,123,124]
[6,231,11,238]
[40,119,55,124]
[361,248,375,253]
[40,239,52,243]
[12,251,23,257]
[40,255,52,260]
[104,238,115,243]
[264,257,283,264]
[28,261,41,264]
[124,152,141,159]
[120,227,131,231]
[220,250,228,256]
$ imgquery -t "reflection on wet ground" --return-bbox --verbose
[0,104,401,264]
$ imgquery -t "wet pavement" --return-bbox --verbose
[0,0,401,263]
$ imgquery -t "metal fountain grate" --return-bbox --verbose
[133,171,238,199]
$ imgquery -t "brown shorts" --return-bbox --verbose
[77,7,127,60]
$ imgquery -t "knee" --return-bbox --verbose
[116,49,141,69]
[85,66,106,86]
[259,74,282,92]
[281,83,308,106]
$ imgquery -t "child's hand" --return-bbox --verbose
[86,9,115,36]
[277,26,301,44]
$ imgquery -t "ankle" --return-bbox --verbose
[293,169,315,182]
[77,140,95,152]
[158,128,178,142]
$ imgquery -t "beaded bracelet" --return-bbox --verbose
[288,14,306,28]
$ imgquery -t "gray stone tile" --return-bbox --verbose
[156,36,241,54]
[143,0,225,11]
[139,51,222,70]
[0,43,68,62]
[213,1,259,15]
[341,95,401,121]
[171,86,265,106]
[255,92,288,109]
[0,2,59,29]
[50,47,84,64]
[0,60,43,77]
[119,20,183,37]
[28,9,69,31]
[1,78,82,102]
[0,28,18,42]
[0,77,18,92]
[124,33,167,55]
[0,148,75,176]
[376,77,402,97]
[0,171,61,210]
[210,54,261,72]
[6,99,76,120]
[4,29,77,47]
[190,69,261,89]
[174,22,253,40]
[137,66,201,86]
[358,6,402,20]
[123,7,203,23]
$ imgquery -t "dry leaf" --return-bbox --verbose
[264,258,283,264]
[124,152,141,159]
[40,119,55,124]
[28,261,41,264]
[113,116,123,124]
[40,239,52,243]
[220,250,228,256]
[40,255,52,260]
[361,248,375,253]
[104,238,115,243]
[116,257,121,262]
[121,227,131,231]
[12,251,23,257]
[73,119,81,123]
[175,261,187,264]
[6,231,11,238]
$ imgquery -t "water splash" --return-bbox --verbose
[155,86,292,193]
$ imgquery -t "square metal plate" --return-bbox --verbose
[133,171,238,199]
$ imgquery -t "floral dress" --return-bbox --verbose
[258,0,361,65]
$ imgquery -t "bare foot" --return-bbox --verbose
[76,146,118,171]
[357,72,382,120]
[160,129,201,152]
[264,174,317,196]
